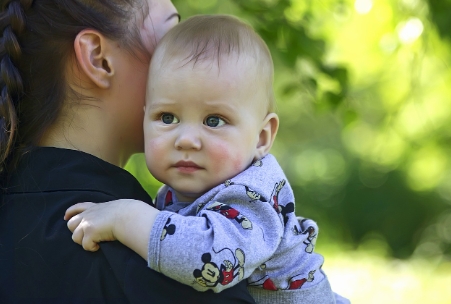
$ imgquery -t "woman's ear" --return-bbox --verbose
[254,113,279,160]
[73,29,114,89]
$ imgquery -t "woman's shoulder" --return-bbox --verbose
[4,147,151,202]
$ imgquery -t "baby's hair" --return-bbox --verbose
[154,14,275,113]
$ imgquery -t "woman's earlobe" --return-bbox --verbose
[74,30,114,89]
[255,113,279,159]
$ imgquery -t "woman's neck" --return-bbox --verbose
[39,105,132,168]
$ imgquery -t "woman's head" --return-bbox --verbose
[0,0,178,171]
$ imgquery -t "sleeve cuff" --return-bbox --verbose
[147,210,173,272]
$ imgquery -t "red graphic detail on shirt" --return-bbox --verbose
[206,202,252,230]
[262,278,278,291]
[249,270,316,291]
[289,278,307,289]
[221,208,239,219]
[273,195,279,211]
[165,190,173,207]
[222,268,235,285]
[271,180,286,214]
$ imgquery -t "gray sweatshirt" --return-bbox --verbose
[148,154,350,303]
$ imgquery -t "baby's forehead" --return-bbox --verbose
[156,51,259,79]
[149,48,272,112]
[149,57,266,104]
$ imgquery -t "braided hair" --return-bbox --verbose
[0,0,148,174]
[0,0,31,171]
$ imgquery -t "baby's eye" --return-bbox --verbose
[204,115,226,127]
[161,113,179,124]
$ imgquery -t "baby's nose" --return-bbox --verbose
[174,126,202,150]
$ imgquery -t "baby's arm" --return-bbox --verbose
[148,186,285,293]
[64,199,159,261]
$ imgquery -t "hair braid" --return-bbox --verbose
[0,0,32,170]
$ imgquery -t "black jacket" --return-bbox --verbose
[0,147,255,303]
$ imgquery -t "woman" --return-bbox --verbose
[0,1,255,303]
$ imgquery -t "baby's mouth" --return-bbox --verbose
[173,160,202,173]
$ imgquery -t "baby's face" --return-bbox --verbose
[144,56,267,202]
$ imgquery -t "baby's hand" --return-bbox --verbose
[65,199,159,261]
[64,201,123,252]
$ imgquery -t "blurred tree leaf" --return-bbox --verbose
[427,0,451,41]
[322,91,343,109]
[230,0,344,106]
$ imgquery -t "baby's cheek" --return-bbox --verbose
[145,139,159,156]
[145,138,166,166]
[209,142,247,176]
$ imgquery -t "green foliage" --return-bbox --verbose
[427,0,451,41]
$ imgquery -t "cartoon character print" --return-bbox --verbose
[270,179,286,213]
[270,180,295,226]
[160,217,176,241]
[224,179,234,187]
[288,270,316,289]
[249,268,316,291]
[224,179,266,203]
[280,202,294,226]
[245,186,267,203]
[252,159,263,167]
[196,202,208,213]
[293,218,317,253]
[193,248,245,289]
[206,202,252,229]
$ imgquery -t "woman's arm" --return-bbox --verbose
[65,199,158,261]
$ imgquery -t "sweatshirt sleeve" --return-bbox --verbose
[148,184,284,293]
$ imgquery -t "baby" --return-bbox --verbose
[66,15,348,304]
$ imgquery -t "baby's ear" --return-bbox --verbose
[254,113,279,160]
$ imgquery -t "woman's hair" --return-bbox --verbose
[0,0,148,173]
[155,14,275,112]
